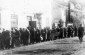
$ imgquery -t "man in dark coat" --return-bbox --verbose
[30,28,35,44]
[78,24,84,43]
[2,30,10,49]
[11,28,20,48]
[23,28,30,45]
[59,27,63,39]
[19,28,24,45]
[0,32,4,50]
[70,26,74,37]
[67,26,72,38]
[47,29,51,41]
[63,27,67,38]
[74,26,78,37]
[35,29,41,43]
[50,29,55,40]
[41,29,46,42]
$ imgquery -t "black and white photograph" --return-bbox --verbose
[0,0,85,55]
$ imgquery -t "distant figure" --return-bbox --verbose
[78,24,84,43]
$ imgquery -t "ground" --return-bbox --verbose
[0,36,85,55]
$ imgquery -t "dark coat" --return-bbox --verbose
[78,27,84,37]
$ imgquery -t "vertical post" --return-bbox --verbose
[0,13,1,31]
[68,1,71,23]
[10,27,12,45]
[0,13,1,26]
[10,14,12,45]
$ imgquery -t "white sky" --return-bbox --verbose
[0,0,52,13]
[0,0,85,13]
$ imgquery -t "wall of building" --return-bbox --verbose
[52,0,66,27]
[0,0,67,30]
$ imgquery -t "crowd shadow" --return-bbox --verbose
[13,48,66,54]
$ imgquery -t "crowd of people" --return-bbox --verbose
[0,24,84,50]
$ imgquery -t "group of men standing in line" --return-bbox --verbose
[0,24,84,50]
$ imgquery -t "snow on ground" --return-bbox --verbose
[1,36,85,55]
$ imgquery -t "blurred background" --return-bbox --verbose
[0,0,85,31]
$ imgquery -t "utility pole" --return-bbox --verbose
[66,0,72,26]
[68,1,71,23]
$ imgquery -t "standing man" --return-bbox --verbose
[11,28,20,48]
[74,25,78,37]
[63,27,67,38]
[2,30,10,49]
[30,28,35,44]
[19,28,24,45]
[41,29,46,42]
[0,32,4,50]
[78,24,84,43]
